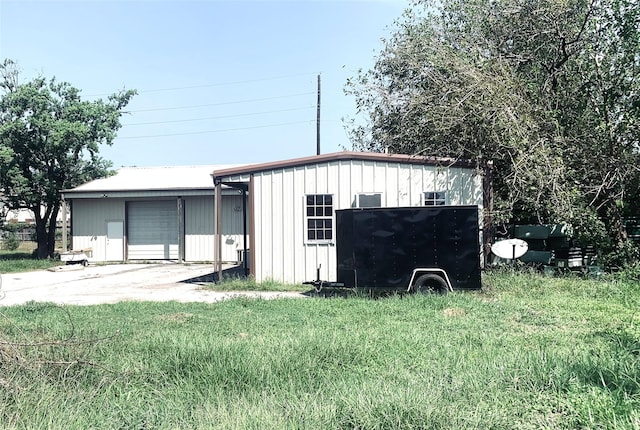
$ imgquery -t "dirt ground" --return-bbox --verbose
[0,262,306,306]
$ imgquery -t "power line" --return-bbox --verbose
[123,106,314,127]
[124,91,315,113]
[116,120,313,140]
[85,73,316,97]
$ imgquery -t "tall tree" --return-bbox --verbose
[346,0,640,264]
[0,60,136,258]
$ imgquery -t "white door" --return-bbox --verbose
[106,220,124,261]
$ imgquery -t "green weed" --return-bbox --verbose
[0,272,638,428]
[206,275,308,292]
[0,251,62,273]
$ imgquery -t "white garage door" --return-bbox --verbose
[127,201,179,260]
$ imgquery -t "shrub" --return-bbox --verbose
[616,263,640,282]
[2,232,20,251]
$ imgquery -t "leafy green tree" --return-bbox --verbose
[346,0,640,264]
[0,60,136,258]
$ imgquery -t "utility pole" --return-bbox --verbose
[316,74,321,155]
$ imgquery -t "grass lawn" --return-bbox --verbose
[0,253,62,273]
[209,276,309,292]
[0,271,638,429]
[0,244,63,274]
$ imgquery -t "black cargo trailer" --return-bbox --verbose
[307,206,482,293]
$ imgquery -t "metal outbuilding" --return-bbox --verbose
[212,151,486,284]
[63,165,246,263]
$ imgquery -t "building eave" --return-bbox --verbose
[212,151,476,182]
[63,187,241,200]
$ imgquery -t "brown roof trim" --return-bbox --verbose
[212,151,476,180]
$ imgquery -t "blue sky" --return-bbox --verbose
[0,0,408,167]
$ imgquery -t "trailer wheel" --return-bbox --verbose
[413,274,449,295]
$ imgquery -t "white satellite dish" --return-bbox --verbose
[491,238,528,260]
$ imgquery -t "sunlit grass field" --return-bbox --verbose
[0,270,638,429]
[0,244,63,273]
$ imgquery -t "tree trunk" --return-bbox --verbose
[47,204,60,258]
[482,160,495,267]
[34,216,49,260]
[33,203,60,259]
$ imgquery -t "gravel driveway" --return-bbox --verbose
[0,263,305,306]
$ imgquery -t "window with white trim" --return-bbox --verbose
[424,191,446,206]
[306,194,333,241]
[357,193,382,208]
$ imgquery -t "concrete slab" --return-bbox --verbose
[0,263,306,306]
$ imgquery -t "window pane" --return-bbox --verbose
[305,194,334,242]
[424,191,446,206]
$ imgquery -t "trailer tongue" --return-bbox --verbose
[305,206,482,293]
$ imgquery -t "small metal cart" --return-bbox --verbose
[60,248,93,266]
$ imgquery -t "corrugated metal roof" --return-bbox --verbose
[65,165,243,193]
[212,151,476,181]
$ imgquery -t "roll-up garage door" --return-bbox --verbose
[127,201,179,260]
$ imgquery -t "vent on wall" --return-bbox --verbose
[357,193,382,208]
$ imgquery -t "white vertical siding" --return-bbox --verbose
[254,172,270,280]
[271,170,284,280]
[448,167,481,205]
[448,168,463,204]
[184,196,214,262]
[337,161,353,208]
[281,168,295,282]
[411,165,425,206]
[361,162,375,192]
[292,168,306,283]
[372,162,387,197]
[423,166,437,204]
[397,165,412,206]
[385,163,399,207]
[435,167,449,203]
[247,159,483,284]
[473,174,484,206]
[348,162,362,207]
[71,199,125,262]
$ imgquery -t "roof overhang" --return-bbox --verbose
[63,187,239,200]
[212,151,476,183]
